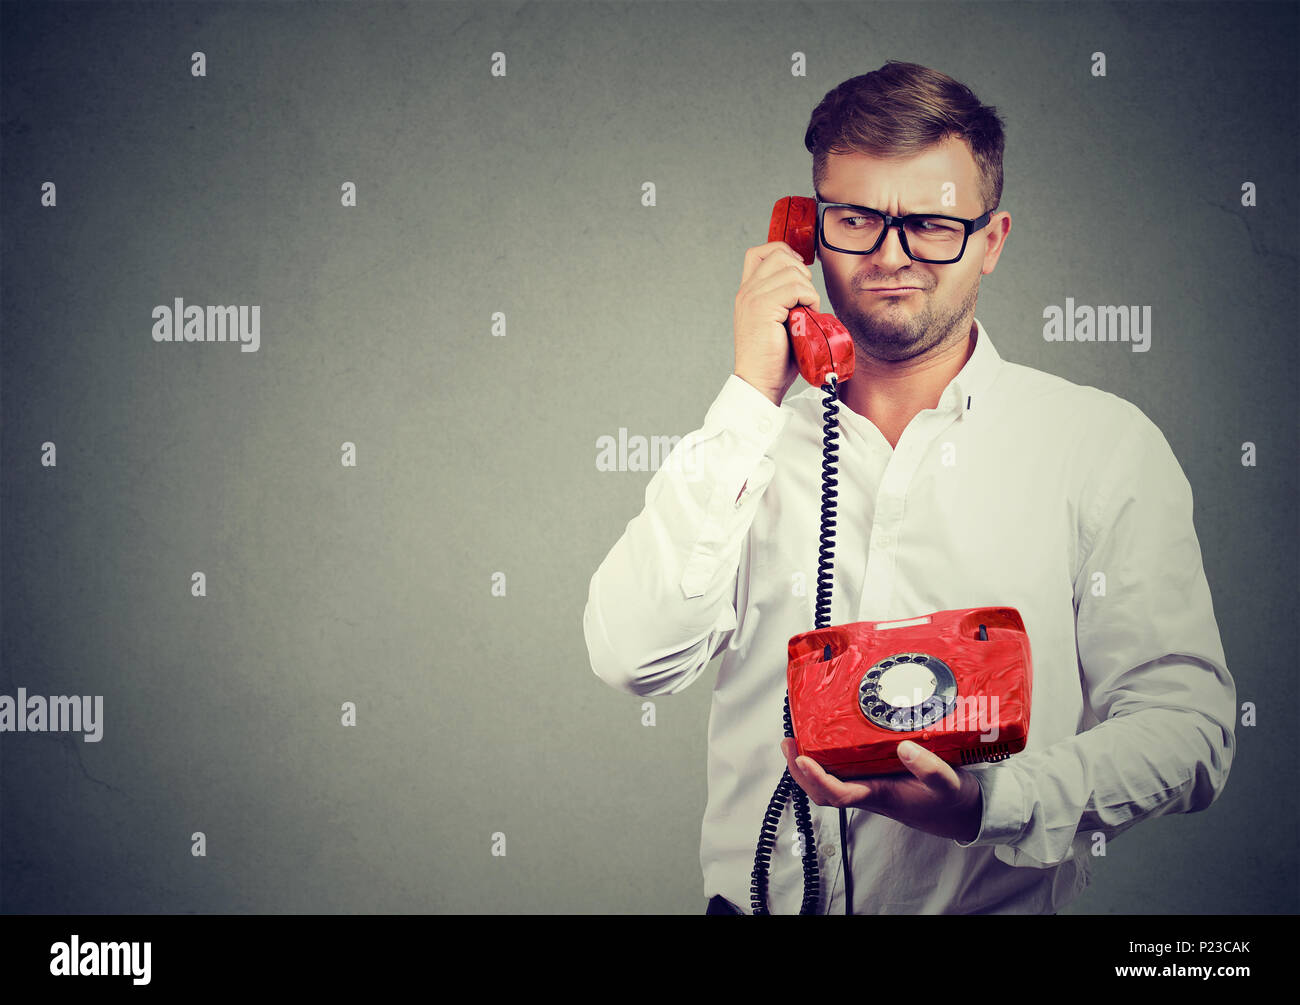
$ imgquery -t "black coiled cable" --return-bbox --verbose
[813,379,841,630]
[750,689,822,914]
[750,374,842,915]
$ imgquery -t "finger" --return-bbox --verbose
[783,740,875,807]
[896,740,962,793]
[748,272,821,314]
[782,739,831,802]
[742,242,810,285]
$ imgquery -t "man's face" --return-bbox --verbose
[815,138,1002,363]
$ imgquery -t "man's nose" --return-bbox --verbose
[869,223,914,268]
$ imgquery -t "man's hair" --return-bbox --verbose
[804,61,1007,215]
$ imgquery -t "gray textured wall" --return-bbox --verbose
[1,0,1295,914]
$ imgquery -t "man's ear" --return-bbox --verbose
[980,211,1012,276]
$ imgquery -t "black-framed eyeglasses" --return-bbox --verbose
[816,201,993,264]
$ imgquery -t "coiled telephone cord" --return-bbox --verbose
[750,375,852,915]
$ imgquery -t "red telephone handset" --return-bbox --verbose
[767,196,855,387]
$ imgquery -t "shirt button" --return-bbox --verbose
[821,843,838,859]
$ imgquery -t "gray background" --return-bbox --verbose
[1,0,1295,914]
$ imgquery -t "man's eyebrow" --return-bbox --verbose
[817,196,946,215]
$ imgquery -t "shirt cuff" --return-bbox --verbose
[952,761,1028,849]
[704,374,791,446]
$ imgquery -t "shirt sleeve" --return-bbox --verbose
[583,375,791,697]
[953,403,1237,868]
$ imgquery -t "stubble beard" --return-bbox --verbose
[837,279,979,364]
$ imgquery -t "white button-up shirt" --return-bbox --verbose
[583,318,1235,914]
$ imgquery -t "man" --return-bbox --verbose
[583,61,1235,914]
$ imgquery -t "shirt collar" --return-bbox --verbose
[942,317,1002,420]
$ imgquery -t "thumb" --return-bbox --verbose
[896,740,961,792]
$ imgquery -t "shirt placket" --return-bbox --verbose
[857,403,961,621]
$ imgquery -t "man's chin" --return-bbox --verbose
[849,328,926,362]
[851,345,918,364]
